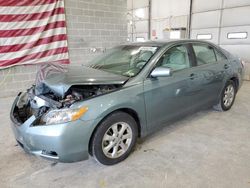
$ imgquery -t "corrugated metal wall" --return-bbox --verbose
[190,0,250,79]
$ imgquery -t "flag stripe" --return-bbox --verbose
[0,40,67,60]
[0,47,68,66]
[51,59,70,64]
[20,54,69,66]
[0,1,62,15]
[0,7,65,22]
[0,0,58,6]
[0,34,67,53]
[1,55,69,69]
[0,28,66,46]
[0,21,66,38]
[0,14,66,30]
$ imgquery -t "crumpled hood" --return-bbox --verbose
[36,66,128,96]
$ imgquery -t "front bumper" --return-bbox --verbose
[10,95,99,163]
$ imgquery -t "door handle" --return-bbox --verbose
[224,64,230,69]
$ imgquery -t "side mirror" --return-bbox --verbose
[150,67,172,78]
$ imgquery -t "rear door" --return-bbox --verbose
[190,43,228,105]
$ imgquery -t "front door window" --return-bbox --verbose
[156,45,191,71]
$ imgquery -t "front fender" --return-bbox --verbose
[71,84,148,137]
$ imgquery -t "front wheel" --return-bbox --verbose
[91,112,138,165]
[214,80,236,111]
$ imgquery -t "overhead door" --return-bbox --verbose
[190,0,250,80]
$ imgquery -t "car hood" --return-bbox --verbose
[36,66,129,96]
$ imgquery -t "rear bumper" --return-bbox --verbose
[10,95,99,163]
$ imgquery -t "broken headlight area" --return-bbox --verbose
[12,84,121,125]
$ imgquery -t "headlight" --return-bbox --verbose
[43,106,88,125]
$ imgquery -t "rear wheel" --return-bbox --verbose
[213,80,236,111]
[91,112,138,165]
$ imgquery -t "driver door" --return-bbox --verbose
[143,44,202,130]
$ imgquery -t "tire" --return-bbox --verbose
[213,80,236,111]
[91,112,138,165]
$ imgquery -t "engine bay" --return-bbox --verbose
[13,84,122,124]
[61,85,120,107]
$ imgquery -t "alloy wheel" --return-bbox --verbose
[223,84,235,107]
[102,122,132,159]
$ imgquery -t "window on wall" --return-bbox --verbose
[170,31,181,39]
[227,32,247,39]
[197,34,212,40]
[136,37,145,42]
[193,44,216,65]
[134,8,145,19]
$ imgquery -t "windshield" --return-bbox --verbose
[87,45,159,77]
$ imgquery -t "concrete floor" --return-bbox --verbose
[0,82,250,188]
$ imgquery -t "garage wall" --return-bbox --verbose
[0,0,127,98]
[190,0,250,80]
[66,0,127,64]
[127,0,150,41]
[127,0,190,41]
[151,0,190,40]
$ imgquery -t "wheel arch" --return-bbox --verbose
[230,76,239,92]
[88,108,142,155]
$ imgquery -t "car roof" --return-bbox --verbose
[126,39,214,47]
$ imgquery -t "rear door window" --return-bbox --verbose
[214,49,227,61]
[192,44,217,66]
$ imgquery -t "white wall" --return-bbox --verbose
[152,0,189,19]
[151,0,190,40]
[127,0,149,41]
[127,0,190,41]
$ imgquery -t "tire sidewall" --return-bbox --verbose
[92,112,138,165]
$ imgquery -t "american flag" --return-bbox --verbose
[0,0,70,69]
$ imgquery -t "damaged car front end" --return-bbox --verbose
[10,66,127,162]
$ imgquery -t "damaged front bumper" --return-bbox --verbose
[10,93,99,163]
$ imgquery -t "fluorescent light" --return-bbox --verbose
[197,34,212,40]
[228,32,247,39]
